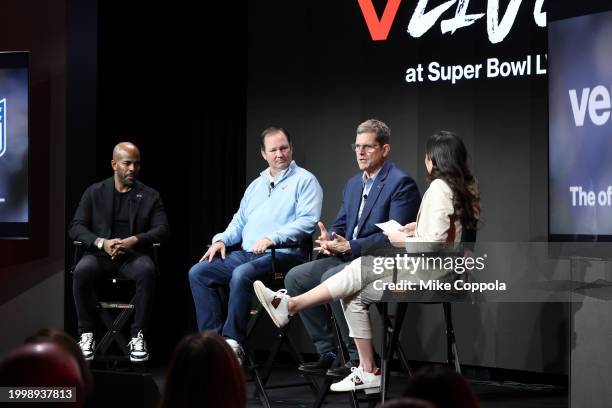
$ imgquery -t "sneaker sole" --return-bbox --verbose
[330,383,380,392]
[253,281,283,328]
[130,356,149,363]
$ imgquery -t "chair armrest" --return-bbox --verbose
[71,241,85,274]
[269,238,314,276]
[271,242,302,250]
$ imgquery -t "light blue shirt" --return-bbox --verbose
[213,161,323,252]
[352,168,381,240]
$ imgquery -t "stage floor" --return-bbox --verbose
[150,364,568,407]
[244,369,567,407]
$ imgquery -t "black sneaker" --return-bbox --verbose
[128,331,149,362]
[78,332,95,361]
[298,352,336,373]
[327,360,359,377]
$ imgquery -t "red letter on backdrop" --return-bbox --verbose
[358,0,402,41]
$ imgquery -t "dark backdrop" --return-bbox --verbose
[65,1,247,361]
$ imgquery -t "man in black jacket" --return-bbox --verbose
[69,142,169,362]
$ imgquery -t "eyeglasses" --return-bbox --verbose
[351,143,379,152]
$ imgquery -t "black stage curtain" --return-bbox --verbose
[66,1,246,361]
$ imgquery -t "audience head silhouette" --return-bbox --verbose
[0,341,87,407]
[159,331,246,408]
[24,327,93,400]
[402,366,479,408]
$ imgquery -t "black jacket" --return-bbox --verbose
[68,177,170,251]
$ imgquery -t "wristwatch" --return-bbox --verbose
[96,238,104,250]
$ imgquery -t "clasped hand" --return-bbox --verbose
[104,236,138,260]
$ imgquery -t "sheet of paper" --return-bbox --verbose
[375,219,404,233]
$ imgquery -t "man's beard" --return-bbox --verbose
[120,174,136,186]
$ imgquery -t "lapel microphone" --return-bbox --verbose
[268,181,275,197]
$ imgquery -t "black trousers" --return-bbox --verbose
[72,253,155,337]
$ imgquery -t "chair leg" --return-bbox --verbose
[376,302,414,405]
[327,304,349,365]
[442,302,461,374]
[388,303,412,376]
[245,348,272,408]
[387,303,408,375]
[396,340,412,377]
[281,324,321,396]
[315,304,359,407]
[245,305,320,400]
[259,328,284,383]
[380,302,389,404]
[96,295,135,359]
[347,392,360,408]
[311,377,333,408]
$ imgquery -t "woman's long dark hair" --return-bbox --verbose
[426,131,479,230]
[159,331,246,408]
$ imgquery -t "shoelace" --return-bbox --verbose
[79,334,94,349]
[128,332,145,351]
[349,366,364,383]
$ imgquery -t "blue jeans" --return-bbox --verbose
[189,250,302,342]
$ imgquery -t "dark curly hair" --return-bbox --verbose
[425,131,479,231]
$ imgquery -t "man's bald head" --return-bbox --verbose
[111,142,141,189]
[112,142,140,161]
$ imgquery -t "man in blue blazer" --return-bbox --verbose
[284,119,421,376]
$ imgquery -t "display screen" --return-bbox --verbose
[549,10,612,240]
[0,52,29,239]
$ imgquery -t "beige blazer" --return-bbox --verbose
[407,178,461,244]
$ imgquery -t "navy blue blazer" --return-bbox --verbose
[329,161,421,258]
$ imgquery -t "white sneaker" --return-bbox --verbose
[330,367,381,392]
[253,280,290,328]
[127,331,149,362]
[78,332,95,361]
[225,338,245,366]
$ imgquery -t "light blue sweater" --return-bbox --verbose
[213,161,323,252]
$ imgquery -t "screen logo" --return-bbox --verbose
[569,86,612,127]
[358,0,546,43]
[0,98,5,157]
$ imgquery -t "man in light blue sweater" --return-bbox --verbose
[188,127,323,362]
